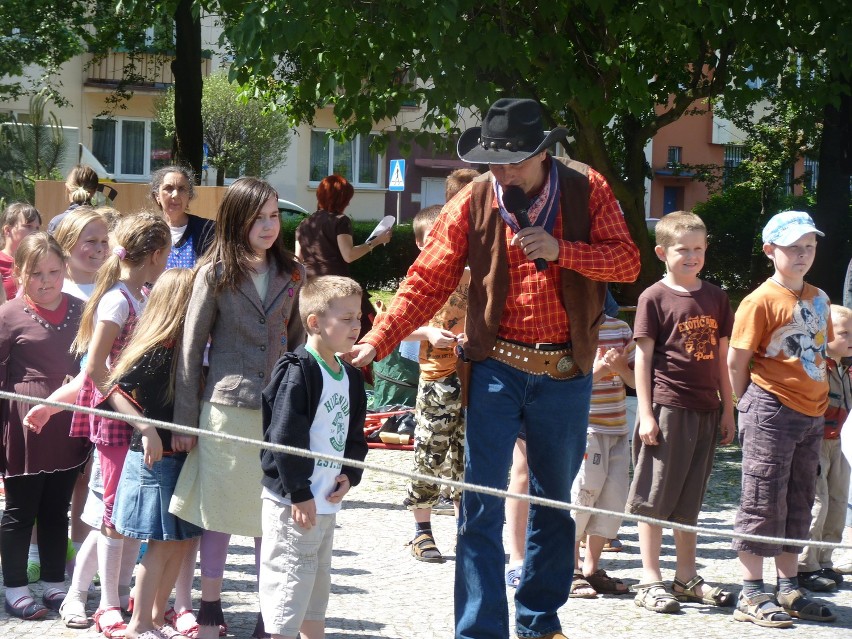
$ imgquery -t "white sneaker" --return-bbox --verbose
[834,556,852,575]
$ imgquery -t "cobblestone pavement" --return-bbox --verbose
[1,446,851,638]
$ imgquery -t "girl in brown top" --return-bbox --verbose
[0,233,88,619]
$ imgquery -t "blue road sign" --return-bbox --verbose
[389,159,406,192]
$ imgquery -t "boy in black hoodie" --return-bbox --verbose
[259,275,368,639]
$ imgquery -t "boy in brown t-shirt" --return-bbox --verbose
[627,211,735,614]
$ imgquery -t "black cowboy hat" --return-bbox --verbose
[457,98,569,165]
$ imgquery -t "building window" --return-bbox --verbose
[92,118,171,179]
[723,144,746,189]
[309,130,382,187]
[803,156,819,193]
[666,146,682,167]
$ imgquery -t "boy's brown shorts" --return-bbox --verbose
[732,383,823,557]
[627,404,719,525]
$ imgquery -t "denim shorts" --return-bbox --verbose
[113,450,203,541]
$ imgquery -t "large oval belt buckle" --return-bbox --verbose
[556,354,575,374]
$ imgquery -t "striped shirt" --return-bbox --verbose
[589,316,635,435]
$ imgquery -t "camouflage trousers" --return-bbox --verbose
[404,373,466,508]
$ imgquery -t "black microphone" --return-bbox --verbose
[503,186,548,272]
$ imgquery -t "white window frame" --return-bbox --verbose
[308,129,384,188]
[92,117,164,181]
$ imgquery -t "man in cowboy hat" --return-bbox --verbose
[350,98,640,639]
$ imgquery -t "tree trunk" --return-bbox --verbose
[570,118,660,305]
[810,69,851,300]
[171,0,203,184]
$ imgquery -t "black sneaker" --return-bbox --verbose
[797,570,837,592]
[432,495,455,516]
[817,567,844,587]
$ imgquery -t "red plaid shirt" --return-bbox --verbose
[364,167,640,359]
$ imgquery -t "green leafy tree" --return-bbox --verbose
[218,0,806,300]
[0,3,90,104]
[155,71,292,185]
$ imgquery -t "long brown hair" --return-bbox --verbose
[200,177,296,292]
[108,268,194,401]
[73,211,170,354]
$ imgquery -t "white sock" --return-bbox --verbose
[173,540,199,612]
[97,534,124,609]
[28,544,40,564]
[70,530,100,592]
[118,537,142,609]
[5,585,31,605]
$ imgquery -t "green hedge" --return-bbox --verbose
[280,219,420,290]
[695,187,814,298]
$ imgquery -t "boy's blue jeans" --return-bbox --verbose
[455,357,591,639]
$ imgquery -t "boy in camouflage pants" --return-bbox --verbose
[401,205,469,563]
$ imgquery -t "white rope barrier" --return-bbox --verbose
[3,388,851,551]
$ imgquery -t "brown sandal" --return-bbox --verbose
[585,569,629,595]
[733,591,793,628]
[672,575,734,607]
[776,588,836,622]
[631,581,680,613]
[408,533,445,563]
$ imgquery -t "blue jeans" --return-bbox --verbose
[455,357,591,639]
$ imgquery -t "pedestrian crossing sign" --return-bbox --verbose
[389,159,406,191]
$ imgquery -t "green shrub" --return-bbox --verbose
[280,218,419,290]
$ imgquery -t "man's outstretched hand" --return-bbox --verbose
[346,343,377,368]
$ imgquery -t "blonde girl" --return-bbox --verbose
[47,206,111,609]
[26,211,170,638]
[170,177,304,639]
[95,268,203,639]
[0,233,88,619]
[53,206,111,301]
[47,164,99,233]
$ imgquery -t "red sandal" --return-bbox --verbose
[93,606,128,638]
[172,609,200,638]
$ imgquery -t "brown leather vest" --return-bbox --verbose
[463,157,606,374]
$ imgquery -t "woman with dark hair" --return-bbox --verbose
[149,165,215,269]
[295,174,391,336]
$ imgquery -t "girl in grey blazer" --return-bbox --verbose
[169,177,305,638]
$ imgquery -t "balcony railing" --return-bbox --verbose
[85,50,212,88]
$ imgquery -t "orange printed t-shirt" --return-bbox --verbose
[730,279,833,417]
[419,269,470,381]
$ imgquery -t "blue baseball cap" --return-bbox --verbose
[762,211,824,246]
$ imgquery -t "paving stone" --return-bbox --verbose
[1,446,850,637]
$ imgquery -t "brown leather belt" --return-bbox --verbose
[491,339,580,379]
